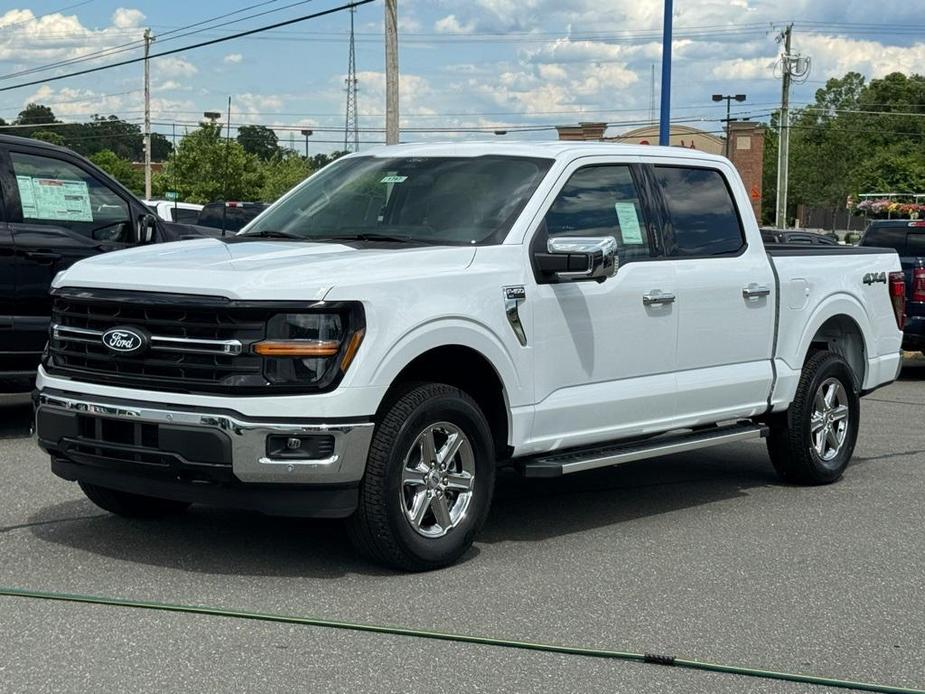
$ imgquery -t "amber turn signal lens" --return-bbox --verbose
[253,340,340,357]
[340,329,365,372]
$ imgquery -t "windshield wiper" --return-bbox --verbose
[240,229,305,239]
[315,232,416,243]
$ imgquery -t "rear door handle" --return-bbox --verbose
[642,290,676,306]
[742,283,771,299]
[25,250,62,262]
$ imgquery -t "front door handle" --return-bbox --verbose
[742,283,771,299]
[642,290,676,306]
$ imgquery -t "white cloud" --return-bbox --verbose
[112,8,144,29]
[434,14,476,35]
[157,57,198,78]
[223,53,243,64]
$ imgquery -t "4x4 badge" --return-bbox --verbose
[862,272,886,285]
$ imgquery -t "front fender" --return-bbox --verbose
[369,317,528,407]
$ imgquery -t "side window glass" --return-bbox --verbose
[653,166,744,256]
[11,152,131,242]
[543,165,651,261]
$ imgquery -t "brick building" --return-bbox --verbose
[555,121,766,222]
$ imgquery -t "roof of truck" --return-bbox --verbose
[355,140,729,164]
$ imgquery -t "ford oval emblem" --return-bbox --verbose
[101,327,148,354]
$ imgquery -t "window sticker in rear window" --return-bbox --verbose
[16,175,93,222]
[380,175,408,184]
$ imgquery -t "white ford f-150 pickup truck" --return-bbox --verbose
[34,142,904,570]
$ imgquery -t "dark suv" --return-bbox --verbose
[860,219,925,352]
[0,134,203,391]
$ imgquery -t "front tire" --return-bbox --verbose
[347,383,496,571]
[766,350,860,484]
[79,482,191,517]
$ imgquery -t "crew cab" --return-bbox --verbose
[0,134,209,392]
[33,143,904,570]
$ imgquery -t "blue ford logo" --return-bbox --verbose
[101,327,147,354]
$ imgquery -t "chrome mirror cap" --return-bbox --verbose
[546,235,618,282]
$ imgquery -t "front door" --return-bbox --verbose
[5,148,135,356]
[527,160,680,453]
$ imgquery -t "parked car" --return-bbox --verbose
[34,142,903,570]
[144,199,204,225]
[860,219,925,352]
[761,228,839,245]
[196,200,268,234]
[0,134,211,392]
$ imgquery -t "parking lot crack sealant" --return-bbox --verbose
[0,586,920,694]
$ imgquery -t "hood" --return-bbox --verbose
[54,237,477,301]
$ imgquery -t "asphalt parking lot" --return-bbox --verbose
[1,367,923,694]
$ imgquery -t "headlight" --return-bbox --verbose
[254,309,364,386]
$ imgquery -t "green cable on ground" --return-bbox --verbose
[0,586,920,694]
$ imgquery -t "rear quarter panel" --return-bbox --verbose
[770,249,902,404]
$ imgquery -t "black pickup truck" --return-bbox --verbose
[0,134,207,391]
[860,219,925,352]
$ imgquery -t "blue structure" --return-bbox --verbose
[659,0,673,146]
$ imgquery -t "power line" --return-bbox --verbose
[0,0,378,94]
[0,0,315,83]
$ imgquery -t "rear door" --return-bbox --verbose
[4,147,137,355]
[647,161,775,424]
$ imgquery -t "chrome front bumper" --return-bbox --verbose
[35,391,374,484]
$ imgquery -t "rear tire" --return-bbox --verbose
[79,482,191,518]
[347,383,495,571]
[766,350,860,485]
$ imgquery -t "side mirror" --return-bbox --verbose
[536,236,618,282]
[136,213,158,244]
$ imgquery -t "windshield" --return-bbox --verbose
[243,155,553,245]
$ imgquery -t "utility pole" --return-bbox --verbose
[775,24,793,229]
[384,0,399,145]
[658,0,673,145]
[143,28,154,200]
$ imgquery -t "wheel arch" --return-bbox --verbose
[370,322,522,458]
[798,299,870,389]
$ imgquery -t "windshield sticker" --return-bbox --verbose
[614,202,644,245]
[380,175,408,184]
[17,175,92,222]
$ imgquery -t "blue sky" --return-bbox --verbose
[1,0,923,154]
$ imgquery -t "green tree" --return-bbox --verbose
[89,149,144,195]
[31,130,66,146]
[16,103,57,125]
[259,152,312,201]
[160,123,263,203]
[237,124,279,161]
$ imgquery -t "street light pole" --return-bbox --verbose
[143,28,154,200]
[712,93,746,159]
[658,0,673,146]
[300,129,313,158]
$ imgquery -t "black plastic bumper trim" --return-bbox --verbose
[51,458,359,519]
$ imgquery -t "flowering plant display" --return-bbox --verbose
[854,198,925,218]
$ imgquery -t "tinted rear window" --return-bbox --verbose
[860,226,925,255]
[197,204,266,232]
[171,207,201,224]
[654,166,745,256]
